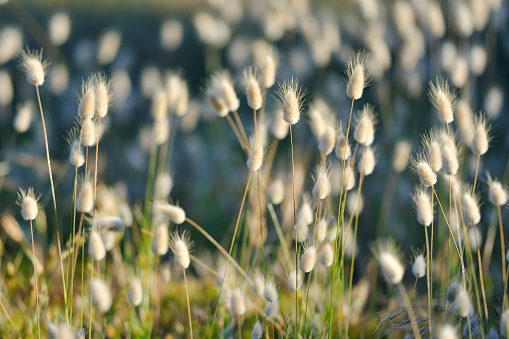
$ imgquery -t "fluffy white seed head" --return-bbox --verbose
[342,165,356,191]
[154,117,170,145]
[288,270,303,292]
[93,216,125,232]
[230,288,246,316]
[488,175,508,206]
[345,50,370,100]
[270,110,289,140]
[441,135,460,176]
[174,81,189,117]
[412,187,433,226]
[358,146,376,176]
[95,73,111,118]
[210,70,239,112]
[300,245,317,273]
[298,198,314,226]
[128,278,143,306]
[438,324,458,339]
[423,131,442,172]
[81,118,97,147]
[17,187,39,221]
[428,2,445,38]
[346,190,364,216]
[470,45,487,77]
[277,78,303,125]
[501,309,509,338]
[315,219,328,243]
[471,114,490,155]
[78,78,96,119]
[411,154,437,187]
[152,201,186,224]
[88,231,106,261]
[58,323,73,339]
[308,99,327,139]
[165,72,183,110]
[171,231,191,269]
[160,263,172,283]
[208,91,228,117]
[295,219,309,243]
[91,278,112,313]
[320,243,334,267]
[102,231,116,252]
[412,254,426,278]
[312,163,331,200]
[264,300,279,318]
[18,48,49,86]
[13,101,33,133]
[254,44,278,89]
[451,56,469,88]
[373,240,404,284]
[456,100,475,146]
[251,320,264,339]
[428,77,456,124]
[266,179,285,205]
[446,281,461,304]
[154,173,173,199]
[152,89,168,121]
[452,287,474,318]
[468,226,483,251]
[243,67,262,110]
[76,180,94,214]
[264,279,278,302]
[335,122,351,161]
[319,127,336,155]
[1,213,25,243]
[151,224,169,256]
[353,105,376,146]
[462,189,481,225]
[69,139,85,167]
[253,272,264,296]
[247,143,264,172]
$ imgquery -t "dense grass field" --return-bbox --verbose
[1,0,509,338]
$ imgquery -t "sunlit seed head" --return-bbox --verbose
[92,216,125,232]
[88,230,106,261]
[412,254,426,278]
[251,320,264,339]
[266,179,285,205]
[428,76,456,124]
[230,288,246,316]
[452,287,474,318]
[438,324,459,339]
[312,163,331,200]
[102,231,116,252]
[270,109,289,140]
[58,323,73,339]
[319,242,334,267]
[128,278,143,307]
[335,121,351,161]
[422,130,442,172]
[171,230,192,269]
[17,187,40,221]
[288,269,303,292]
[487,174,508,206]
[315,219,328,243]
[253,271,264,296]
[358,146,376,177]
[471,113,490,155]
[95,72,112,118]
[91,278,112,313]
[13,101,33,134]
[243,67,263,110]
[411,187,433,227]
[462,187,481,225]
[152,89,168,121]
[18,47,49,86]
[455,99,475,146]
[154,173,173,200]
[207,91,229,117]
[319,126,336,155]
[346,190,364,216]
[1,213,25,243]
[392,140,412,173]
[151,224,169,256]
[77,77,96,120]
[345,50,370,100]
[353,104,376,146]
[298,197,314,225]
[264,300,279,318]
[152,200,186,224]
[442,143,459,176]
[342,165,356,191]
[81,118,97,147]
[165,72,183,109]
[295,219,309,243]
[247,143,264,172]
[276,78,304,125]
[174,80,189,117]
[154,117,170,145]
[69,139,85,167]
[210,70,239,112]
[77,180,94,213]
[264,278,278,302]
[299,245,317,273]
[410,154,437,187]
[372,239,404,284]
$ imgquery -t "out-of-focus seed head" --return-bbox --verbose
[171,230,192,269]
[266,179,285,205]
[207,91,229,117]
[210,70,239,112]
[13,101,33,133]
[264,300,279,318]
[319,126,336,155]
[160,263,172,283]
[18,48,49,86]
[102,231,116,252]
[288,269,303,292]
[308,98,332,139]
[89,230,106,261]
[174,80,189,117]
[251,320,264,339]
[58,323,73,339]
[154,173,173,200]
[428,77,456,124]
[410,153,437,187]
[320,242,334,267]
[77,180,94,213]
[298,197,314,226]
[276,78,304,125]
[312,163,331,200]
[346,190,364,216]
[471,113,490,155]
[264,278,278,302]
[77,77,96,119]
[253,271,264,296]
[462,187,481,225]
[487,174,508,206]
[17,187,40,221]
[243,67,263,110]
[412,187,433,227]
[446,281,460,304]
[165,72,183,110]
[342,165,356,191]
[315,219,328,243]
[254,44,279,89]
[69,139,85,167]
[152,201,186,224]
[353,104,376,146]
[154,117,170,145]
[372,239,404,284]
[92,216,125,232]
[151,224,169,256]
[1,213,25,243]
[270,109,289,140]
[455,99,475,146]
[95,73,112,118]
[452,287,474,318]
[128,278,143,306]
[91,278,112,313]
[152,89,168,121]
[412,253,426,278]
[299,245,317,273]
[81,118,97,147]
[247,140,264,172]
[345,50,370,100]
[295,218,309,243]
[358,146,376,176]
[47,321,59,339]
[438,324,458,339]
[335,121,351,161]
[392,140,412,173]
[422,130,442,172]
[230,288,246,316]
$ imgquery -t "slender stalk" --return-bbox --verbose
[473,153,481,191]
[183,268,193,339]
[35,85,67,319]
[225,114,248,150]
[29,219,40,339]
[289,124,298,338]
[232,110,249,147]
[397,283,421,339]
[257,172,266,275]
[424,223,431,334]
[498,205,508,307]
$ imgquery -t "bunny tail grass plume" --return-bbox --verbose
[252,271,264,296]
[46,321,59,339]
[412,252,426,278]
[312,162,331,200]
[102,231,116,251]
[154,117,170,145]
[300,245,317,273]
[342,164,356,191]
[210,70,239,112]
[175,80,189,117]
[501,309,509,337]
[345,50,370,100]
[353,104,377,146]
[315,219,328,243]
[171,230,192,269]
[160,263,172,283]
[271,110,289,140]
[88,230,106,261]
[165,72,183,109]
[67,129,85,167]
[298,197,314,225]
[77,180,94,213]
[441,135,460,176]
[208,91,228,117]
[422,129,442,172]
[456,99,475,145]
[319,126,336,155]
[446,281,461,304]
[18,47,49,86]
[151,224,169,255]
[266,179,285,205]
[230,288,246,316]
[264,278,278,302]
[154,173,173,199]
[243,67,262,110]
[372,239,404,284]
[452,286,474,318]
[410,153,437,187]
[251,320,264,339]
[128,278,143,306]
[358,146,376,176]
[288,270,303,291]
[254,43,278,89]
[80,118,97,147]
[392,140,412,173]
[487,174,508,206]
[462,186,481,225]
[335,121,351,160]
[152,200,186,224]
[276,78,304,125]
[152,89,168,121]
[77,76,96,120]
[428,76,456,124]
[295,219,309,243]
[13,101,33,133]
[247,137,264,172]
[1,213,25,243]
[264,300,279,318]
[17,187,40,221]
[471,113,491,155]
[438,324,459,339]
[94,72,112,118]
[93,216,125,232]
[91,278,112,313]
[411,187,433,226]
[320,243,334,266]
[57,323,73,339]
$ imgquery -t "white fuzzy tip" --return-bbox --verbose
[353,104,376,146]
[264,280,278,302]
[411,156,437,187]
[18,48,48,86]
[312,164,331,200]
[288,270,303,292]
[91,278,112,313]
[266,179,285,205]
[69,139,85,167]
[247,144,264,172]
[319,127,336,155]
[81,118,97,147]
[151,224,169,256]
[77,181,94,213]
[243,67,263,110]
[452,287,474,318]
[95,73,110,118]
[471,114,490,155]
[252,273,264,296]
[78,79,96,120]
[438,324,458,339]
[412,187,433,226]
[171,231,191,269]
[319,243,334,267]
[300,246,317,273]
[128,278,143,306]
[462,190,480,225]
[277,79,303,125]
[392,140,411,173]
[342,165,356,191]
[488,177,508,206]
[335,132,351,161]
[17,187,39,221]
[88,231,106,261]
[412,254,426,278]
[210,70,239,112]
[230,288,246,316]
[251,320,264,339]
[264,300,279,318]
[358,146,376,177]
[154,173,173,199]
[374,240,404,284]
[152,201,186,224]
[428,77,455,124]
